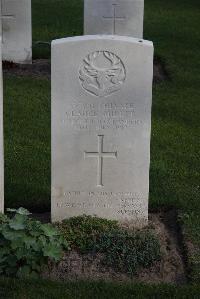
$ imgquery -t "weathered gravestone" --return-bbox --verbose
[0,39,4,213]
[51,35,153,227]
[0,0,32,64]
[84,0,144,38]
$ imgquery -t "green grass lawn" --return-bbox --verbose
[2,0,200,295]
[4,76,50,212]
[32,0,83,58]
[1,278,200,299]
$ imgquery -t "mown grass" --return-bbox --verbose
[1,278,200,299]
[4,76,50,212]
[2,0,200,290]
[32,0,83,58]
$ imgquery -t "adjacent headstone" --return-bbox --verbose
[51,35,153,227]
[84,0,144,38]
[0,39,4,213]
[0,0,32,64]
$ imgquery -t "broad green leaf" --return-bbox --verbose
[0,213,8,223]
[41,224,60,237]
[7,208,17,213]
[23,236,36,249]
[9,214,26,230]
[2,229,26,241]
[43,244,62,261]
[38,235,47,247]
[31,241,41,252]
[11,239,24,250]
[16,208,32,216]
[7,207,31,216]
[29,230,41,237]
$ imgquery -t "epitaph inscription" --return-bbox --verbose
[55,191,145,218]
[52,36,153,227]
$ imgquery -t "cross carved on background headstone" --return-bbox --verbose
[103,3,126,34]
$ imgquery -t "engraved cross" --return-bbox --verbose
[84,135,117,187]
[0,0,15,43]
[103,3,126,35]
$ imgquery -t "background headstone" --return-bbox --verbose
[0,38,4,213]
[0,0,32,64]
[51,35,153,227]
[84,0,144,38]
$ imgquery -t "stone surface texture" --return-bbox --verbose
[51,35,153,227]
[0,40,4,213]
[0,0,32,63]
[84,0,144,38]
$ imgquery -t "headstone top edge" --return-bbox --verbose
[51,35,153,48]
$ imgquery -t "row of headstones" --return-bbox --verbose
[0,0,144,64]
[1,0,153,229]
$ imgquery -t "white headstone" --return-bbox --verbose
[84,0,144,38]
[0,39,4,213]
[0,0,32,64]
[51,35,153,227]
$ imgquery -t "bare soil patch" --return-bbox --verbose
[3,60,51,79]
[3,58,167,83]
[153,57,168,83]
[40,210,187,285]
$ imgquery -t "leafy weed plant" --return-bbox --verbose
[0,208,69,278]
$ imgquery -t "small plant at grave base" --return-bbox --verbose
[0,208,69,278]
[93,229,161,276]
[56,215,118,252]
[57,215,161,276]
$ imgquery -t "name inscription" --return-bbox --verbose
[61,102,143,130]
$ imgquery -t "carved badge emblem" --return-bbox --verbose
[79,51,126,97]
